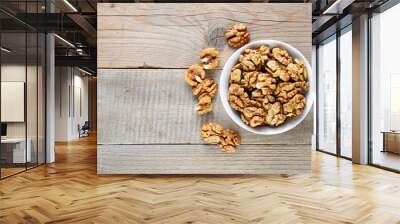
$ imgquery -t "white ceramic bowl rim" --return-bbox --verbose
[219,40,315,135]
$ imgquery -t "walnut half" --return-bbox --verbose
[225,24,250,48]
[199,48,220,70]
[200,122,241,153]
[200,122,224,144]
[184,64,205,87]
[192,78,217,115]
[219,129,241,153]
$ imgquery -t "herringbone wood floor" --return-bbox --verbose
[1,135,400,224]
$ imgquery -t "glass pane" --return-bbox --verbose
[340,28,352,158]
[1,17,28,177]
[317,37,337,154]
[27,30,38,169]
[38,32,45,165]
[371,4,400,171]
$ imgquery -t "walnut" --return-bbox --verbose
[228,84,250,111]
[258,45,270,62]
[264,102,286,126]
[272,47,293,66]
[200,122,240,153]
[200,122,224,144]
[199,48,220,70]
[287,59,308,81]
[239,46,270,71]
[295,59,308,80]
[274,82,303,103]
[229,95,245,111]
[227,44,309,128]
[274,69,290,82]
[255,73,277,89]
[224,24,250,48]
[283,94,306,118]
[184,64,205,86]
[240,113,264,127]
[230,69,242,84]
[192,78,217,97]
[266,60,281,72]
[228,83,247,97]
[240,71,258,88]
[241,107,266,127]
[241,59,257,71]
[194,94,213,115]
[218,129,241,153]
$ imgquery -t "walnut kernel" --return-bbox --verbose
[200,122,240,152]
[184,64,205,86]
[199,48,220,70]
[219,129,241,153]
[272,47,293,66]
[200,122,224,143]
[225,24,250,48]
[192,78,217,97]
[194,94,213,115]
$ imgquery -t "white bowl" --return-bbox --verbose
[220,40,315,135]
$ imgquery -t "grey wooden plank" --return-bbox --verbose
[98,69,313,145]
[97,3,311,69]
[98,144,311,174]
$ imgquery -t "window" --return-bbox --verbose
[0,1,46,179]
[316,26,353,159]
[339,27,352,158]
[370,3,400,171]
[317,36,337,154]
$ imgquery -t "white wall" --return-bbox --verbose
[55,67,89,141]
[71,72,89,138]
[1,63,46,164]
[1,64,34,138]
[55,66,70,141]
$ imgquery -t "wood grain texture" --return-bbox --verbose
[2,136,400,223]
[97,3,311,69]
[97,3,312,174]
[97,69,313,145]
[98,144,310,174]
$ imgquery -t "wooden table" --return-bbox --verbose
[97,3,312,174]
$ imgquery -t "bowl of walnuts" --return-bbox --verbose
[220,40,315,135]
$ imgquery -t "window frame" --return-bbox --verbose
[315,24,353,161]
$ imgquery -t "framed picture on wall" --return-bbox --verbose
[1,81,25,122]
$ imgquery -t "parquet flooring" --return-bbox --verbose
[1,135,400,224]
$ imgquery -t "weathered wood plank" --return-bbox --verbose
[98,69,313,145]
[97,3,313,175]
[98,144,311,174]
[97,3,311,69]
